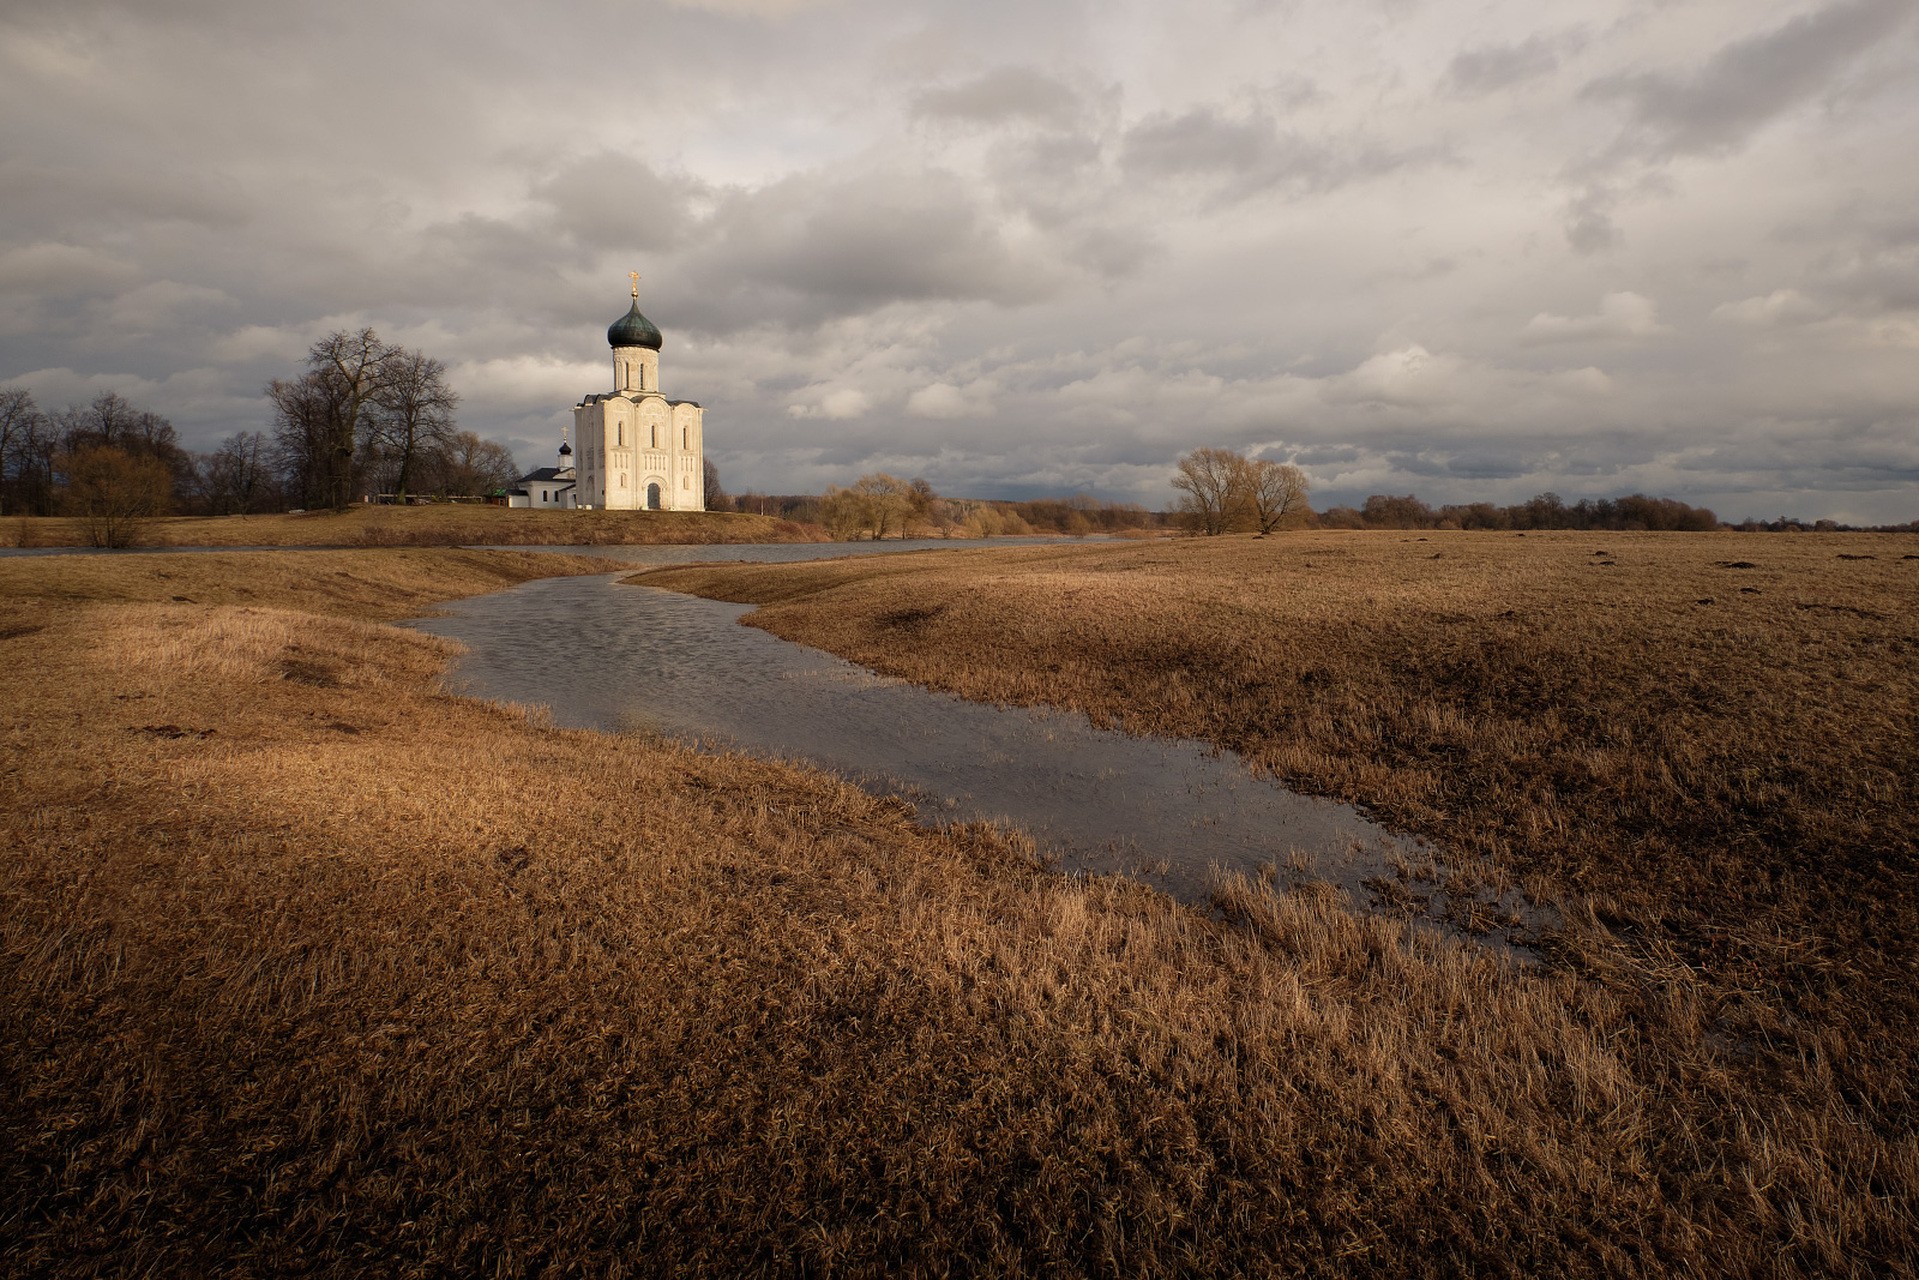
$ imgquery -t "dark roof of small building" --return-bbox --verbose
[517,467,576,485]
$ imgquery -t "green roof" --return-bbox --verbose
[607,298,663,350]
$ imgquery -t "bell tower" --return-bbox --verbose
[609,272,661,395]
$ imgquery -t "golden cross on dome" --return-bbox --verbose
[629,271,641,299]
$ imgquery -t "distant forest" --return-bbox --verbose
[1319,491,1720,532]
[730,484,1914,537]
[1315,492,1915,534]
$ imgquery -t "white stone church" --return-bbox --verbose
[508,278,706,511]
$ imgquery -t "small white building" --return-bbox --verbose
[503,455,576,509]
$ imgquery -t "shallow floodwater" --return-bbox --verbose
[410,558,1545,951]
[0,534,1060,560]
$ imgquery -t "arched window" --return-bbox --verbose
[650,423,657,448]
[682,425,688,450]
[646,482,662,510]
[617,423,624,447]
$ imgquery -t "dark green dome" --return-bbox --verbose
[607,298,663,350]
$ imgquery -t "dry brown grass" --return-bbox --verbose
[639,530,1919,1256]
[6,504,821,549]
[5,543,1916,1275]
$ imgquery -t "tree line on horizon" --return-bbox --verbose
[1318,490,1721,532]
[731,477,1164,539]
[0,331,524,534]
[7,372,1909,540]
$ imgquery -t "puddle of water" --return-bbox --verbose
[409,568,1548,954]
[470,535,1074,564]
[0,534,1066,559]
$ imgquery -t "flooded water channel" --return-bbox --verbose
[411,543,1545,951]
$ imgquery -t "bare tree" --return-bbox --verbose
[0,386,45,517]
[850,472,916,539]
[267,372,336,509]
[52,392,196,500]
[1244,458,1309,534]
[204,431,276,515]
[55,390,143,448]
[371,350,458,501]
[819,484,866,540]
[427,430,519,498]
[1171,447,1246,535]
[61,444,170,547]
[703,457,727,511]
[284,328,398,509]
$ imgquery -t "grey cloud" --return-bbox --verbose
[1441,453,1531,480]
[1807,217,1919,313]
[1119,105,1426,202]
[1563,185,1623,254]
[532,154,703,252]
[1292,444,1363,467]
[1585,0,1915,161]
[684,166,1067,327]
[911,66,1085,129]
[1445,33,1565,96]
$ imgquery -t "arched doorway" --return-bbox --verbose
[646,482,662,510]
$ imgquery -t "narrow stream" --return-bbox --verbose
[410,546,1546,952]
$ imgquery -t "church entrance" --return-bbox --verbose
[646,482,662,510]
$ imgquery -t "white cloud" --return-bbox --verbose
[787,387,872,420]
[1711,288,1825,328]
[1522,292,1672,343]
[905,381,977,418]
[0,242,136,294]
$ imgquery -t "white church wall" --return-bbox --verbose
[560,295,706,512]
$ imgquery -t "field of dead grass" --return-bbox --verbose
[4,543,1915,1275]
[640,530,1919,1250]
[5,504,821,549]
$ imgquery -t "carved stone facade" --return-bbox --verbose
[569,284,705,512]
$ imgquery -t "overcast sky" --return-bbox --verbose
[3,0,1916,521]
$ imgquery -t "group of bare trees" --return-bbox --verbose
[1,388,196,542]
[817,474,939,540]
[269,328,478,509]
[2,331,517,540]
[1316,491,1722,532]
[1171,447,1310,535]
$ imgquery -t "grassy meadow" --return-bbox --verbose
[4,503,821,549]
[3,540,1915,1275]
[640,530,1919,1256]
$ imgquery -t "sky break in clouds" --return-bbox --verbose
[1,0,1916,522]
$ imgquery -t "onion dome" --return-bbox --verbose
[558,441,573,456]
[607,298,663,350]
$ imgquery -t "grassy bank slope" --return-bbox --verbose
[6,504,822,549]
[3,548,1912,1275]
[638,532,1919,1173]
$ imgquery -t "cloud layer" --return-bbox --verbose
[2,0,1916,522]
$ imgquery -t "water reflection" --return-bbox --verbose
[411,566,1546,952]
